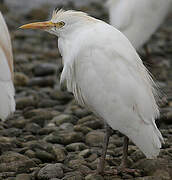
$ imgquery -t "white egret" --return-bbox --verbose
[0,11,15,121]
[106,0,172,51]
[20,9,164,174]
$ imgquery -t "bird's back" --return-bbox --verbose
[107,0,172,49]
[0,12,15,121]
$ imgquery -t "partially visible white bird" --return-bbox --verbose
[106,0,172,50]
[0,11,15,121]
[20,9,164,174]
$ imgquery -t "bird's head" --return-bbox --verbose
[20,9,96,37]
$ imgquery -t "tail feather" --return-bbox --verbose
[127,122,163,159]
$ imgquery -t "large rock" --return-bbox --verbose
[0,151,36,173]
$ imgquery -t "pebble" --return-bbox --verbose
[37,164,63,179]
[85,130,105,147]
[66,143,87,152]
[15,174,31,180]
[28,76,55,87]
[52,114,77,126]
[85,174,104,180]
[33,63,57,76]
[14,72,29,86]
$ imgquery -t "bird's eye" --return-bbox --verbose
[57,21,65,27]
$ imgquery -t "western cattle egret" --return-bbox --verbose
[0,12,15,121]
[20,9,164,174]
[106,0,172,50]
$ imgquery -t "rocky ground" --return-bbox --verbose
[0,1,172,180]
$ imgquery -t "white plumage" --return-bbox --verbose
[106,0,172,50]
[20,9,164,170]
[0,12,15,121]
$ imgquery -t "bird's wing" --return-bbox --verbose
[73,37,163,158]
[107,0,134,31]
[0,12,13,77]
[73,25,159,126]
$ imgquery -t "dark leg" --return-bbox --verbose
[119,136,139,174]
[120,136,129,169]
[97,123,113,175]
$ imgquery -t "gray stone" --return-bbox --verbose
[37,164,63,179]
[52,145,66,162]
[85,174,104,180]
[59,123,74,131]
[77,115,103,129]
[35,149,55,162]
[14,72,29,86]
[15,174,31,180]
[85,130,105,147]
[44,131,83,145]
[52,114,77,126]
[50,89,72,103]
[66,143,87,152]
[33,63,57,76]
[16,97,36,109]
[28,76,55,87]
[0,151,36,173]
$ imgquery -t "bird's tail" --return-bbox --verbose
[127,122,164,159]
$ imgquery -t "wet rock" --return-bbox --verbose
[15,173,31,180]
[77,115,103,129]
[33,63,57,76]
[24,123,41,134]
[52,114,77,126]
[85,174,104,180]
[14,72,29,86]
[0,151,36,173]
[0,136,17,153]
[79,149,91,158]
[25,149,36,158]
[51,145,66,162]
[0,172,15,180]
[23,108,53,119]
[28,76,55,87]
[0,128,22,137]
[59,123,74,131]
[16,96,36,109]
[85,130,105,147]
[62,171,83,180]
[74,125,92,134]
[66,143,87,152]
[67,158,87,169]
[132,158,172,176]
[50,89,73,103]
[35,149,55,162]
[37,164,63,180]
[38,99,59,108]
[44,131,83,145]
[10,118,27,129]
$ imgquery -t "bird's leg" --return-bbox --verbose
[97,123,113,175]
[119,136,139,174]
[120,136,129,169]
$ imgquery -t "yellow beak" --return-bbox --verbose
[19,21,54,30]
